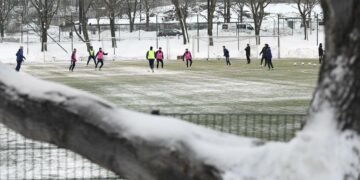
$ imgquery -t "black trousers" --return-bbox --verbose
[15,60,22,72]
[246,54,251,64]
[260,56,265,65]
[87,55,96,65]
[69,61,76,71]
[148,59,155,70]
[225,57,231,65]
[186,59,192,67]
[267,58,274,69]
[156,59,164,68]
[96,60,104,69]
[319,55,323,64]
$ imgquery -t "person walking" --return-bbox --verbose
[146,46,156,72]
[223,46,231,66]
[155,47,164,69]
[259,45,266,66]
[69,48,77,72]
[15,46,26,72]
[264,44,274,70]
[245,44,251,64]
[183,48,193,69]
[95,48,108,70]
[86,46,96,66]
[318,43,324,64]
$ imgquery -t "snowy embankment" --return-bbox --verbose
[0,62,359,179]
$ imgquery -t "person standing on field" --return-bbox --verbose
[155,47,164,69]
[146,46,156,72]
[264,44,274,70]
[86,46,96,66]
[223,46,231,66]
[259,45,266,66]
[95,48,108,71]
[69,48,77,72]
[15,46,26,72]
[245,44,251,64]
[318,43,324,64]
[183,48,193,69]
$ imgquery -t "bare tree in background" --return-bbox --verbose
[208,0,217,46]
[104,0,123,48]
[171,0,192,45]
[73,0,93,51]
[296,0,318,40]
[245,0,270,45]
[91,0,107,42]
[233,0,245,23]
[223,0,231,23]
[30,0,60,52]
[125,0,138,32]
[0,0,14,39]
[142,0,156,31]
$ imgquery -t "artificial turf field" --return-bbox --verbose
[21,58,319,114]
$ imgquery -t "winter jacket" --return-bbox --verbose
[264,47,272,60]
[259,47,266,57]
[223,48,230,57]
[89,49,95,56]
[318,46,324,56]
[183,51,192,61]
[245,46,251,56]
[71,52,76,61]
[155,50,164,60]
[16,49,25,61]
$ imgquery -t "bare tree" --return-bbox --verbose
[208,0,217,46]
[142,0,156,31]
[0,0,14,38]
[72,0,93,51]
[125,0,138,32]
[296,0,318,40]
[233,0,245,23]
[104,0,123,48]
[245,0,270,45]
[223,0,231,23]
[30,0,60,52]
[171,0,191,45]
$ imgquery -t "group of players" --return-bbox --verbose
[14,42,323,73]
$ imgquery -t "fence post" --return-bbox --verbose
[278,14,281,59]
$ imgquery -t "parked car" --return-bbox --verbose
[237,23,254,30]
[157,29,182,36]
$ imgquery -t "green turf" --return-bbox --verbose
[23,59,320,114]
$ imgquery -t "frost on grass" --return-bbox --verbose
[0,63,360,180]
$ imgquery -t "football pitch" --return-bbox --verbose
[22,59,319,114]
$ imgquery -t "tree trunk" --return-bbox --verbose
[208,0,216,46]
[308,0,360,134]
[226,0,231,23]
[301,15,308,40]
[146,10,150,31]
[41,23,47,52]
[0,22,4,38]
[110,14,117,48]
[254,15,261,45]
[81,17,91,51]
[240,5,243,23]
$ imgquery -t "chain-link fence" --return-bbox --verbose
[0,113,305,179]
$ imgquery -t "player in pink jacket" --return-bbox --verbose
[183,48,192,69]
[95,48,108,70]
[69,48,77,72]
[155,47,164,69]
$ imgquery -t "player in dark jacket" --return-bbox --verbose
[15,46,26,72]
[318,43,324,64]
[264,44,274,70]
[223,46,231,66]
[245,44,251,64]
[259,45,266,66]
